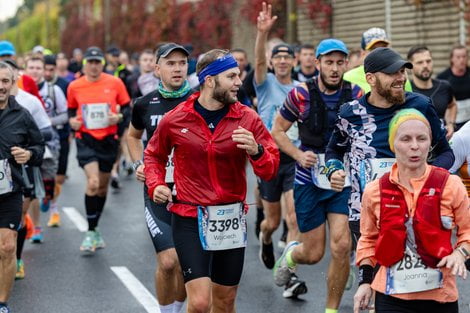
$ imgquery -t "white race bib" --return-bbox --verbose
[165,150,175,183]
[359,158,395,191]
[385,247,443,295]
[311,154,351,190]
[456,99,470,124]
[198,203,247,251]
[0,159,13,195]
[43,146,53,159]
[82,103,109,130]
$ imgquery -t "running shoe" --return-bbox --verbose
[345,265,356,291]
[273,241,299,286]
[0,305,11,313]
[80,231,97,254]
[283,273,308,298]
[15,259,25,280]
[40,198,50,213]
[47,212,61,227]
[94,228,106,249]
[259,231,275,269]
[30,227,43,243]
[110,176,121,189]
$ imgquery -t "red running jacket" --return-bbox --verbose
[144,92,280,218]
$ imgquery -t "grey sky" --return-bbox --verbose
[0,0,23,22]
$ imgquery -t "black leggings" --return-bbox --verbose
[375,292,458,313]
[172,214,245,286]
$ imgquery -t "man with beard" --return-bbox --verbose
[127,43,192,313]
[438,44,470,130]
[325,48,454,269]
[254,5,300,292]
[144,49,279,313]
[271,39,361,312]
[408,46,457,139]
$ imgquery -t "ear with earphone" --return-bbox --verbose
[82,59,106,66]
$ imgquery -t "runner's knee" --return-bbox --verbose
[87,177,99,193]
[158,252,179,274]
[0,238,16,256]
[299,242,325,264]
[330,235,351,260]
[188,295,210,313]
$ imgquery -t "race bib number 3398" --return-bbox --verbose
[198,203,247,251]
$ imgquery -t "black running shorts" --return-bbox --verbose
[76,133,119,173]
[57,131,70,175]
[0,191,23,230]
[144,185,174,253]
[172,214,245,286]
[258,161,295,202]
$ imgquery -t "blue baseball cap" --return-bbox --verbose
[0,40,15,56]
[315,39,348,58]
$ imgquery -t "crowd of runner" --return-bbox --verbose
[0,2,470,312]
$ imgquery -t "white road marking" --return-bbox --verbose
[111,266,160,313]
[62,207,88,232]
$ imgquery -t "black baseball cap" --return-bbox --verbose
[156,43,189,63]
[3,58,19,69]
[106,45,120,57]
[44,54,56,66]
[271,44,295,58]
[84,46,105,62]
[364,47,412,74]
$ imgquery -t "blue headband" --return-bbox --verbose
[197,54,238,84]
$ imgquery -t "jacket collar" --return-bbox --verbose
[6,96,22,111]
[181,92,243,119]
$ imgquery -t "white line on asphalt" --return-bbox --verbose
[62,207,88,232]
[111,266,160,313]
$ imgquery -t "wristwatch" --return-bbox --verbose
[132,160,143,171]
[251,143,264,160]
[457,246,470,259]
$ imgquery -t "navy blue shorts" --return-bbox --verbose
[294,184,350,232]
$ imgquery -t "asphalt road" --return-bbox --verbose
[9,145,470,313]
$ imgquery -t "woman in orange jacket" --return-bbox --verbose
[354,109,470,313]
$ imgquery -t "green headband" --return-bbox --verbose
[388,108,431,152]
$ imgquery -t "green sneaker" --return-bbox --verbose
[273,241,299,286]
[94,228,106,249]
[15,259,25,280]
[80,231,96,254]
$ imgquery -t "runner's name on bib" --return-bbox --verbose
[82,103,109,130]
[311,154,350,190]
[385,248,442,295]
[456,99,470,124]
[0,159,13,195]
[198,203,247,251]
[165,150,175,183]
